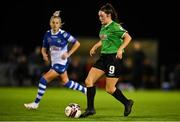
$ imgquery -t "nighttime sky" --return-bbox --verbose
[1,0,168,42]
[1,0,179,63]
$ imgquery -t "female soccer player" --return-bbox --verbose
[24,11,87,110]
[80,3,134,117]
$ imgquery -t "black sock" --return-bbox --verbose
[112,88,129,105]
[87,86,96,110]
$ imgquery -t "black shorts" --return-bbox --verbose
[93,53,124,78]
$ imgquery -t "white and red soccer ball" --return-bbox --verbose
[65,103,81,118]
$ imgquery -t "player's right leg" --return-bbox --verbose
[80,67,105,118]
[60,71,87,94]
[24,69,59,110]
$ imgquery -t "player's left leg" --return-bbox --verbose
[80,67,105,118]
[106,77,134,117]
[24,69,59,110]
[60,71,87,94]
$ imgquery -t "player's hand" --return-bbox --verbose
[61,52,69,60]
[116,50,123,59]
[90,47,96,56]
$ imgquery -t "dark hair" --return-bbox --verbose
[100,3,119,23]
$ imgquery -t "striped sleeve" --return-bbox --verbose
[63,31,77,44]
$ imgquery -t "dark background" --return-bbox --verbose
[1,0,179,65]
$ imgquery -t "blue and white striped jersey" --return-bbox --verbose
[42,29,77,65]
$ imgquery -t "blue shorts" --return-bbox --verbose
[51,63,68,74]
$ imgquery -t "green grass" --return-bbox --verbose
[0,87,180,121]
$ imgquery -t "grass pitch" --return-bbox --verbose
[0,87,180,121]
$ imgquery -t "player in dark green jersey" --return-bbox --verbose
[81,3,134,118]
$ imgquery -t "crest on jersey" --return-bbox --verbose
[63,32,68,38]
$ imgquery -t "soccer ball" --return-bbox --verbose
[65,103,81,118]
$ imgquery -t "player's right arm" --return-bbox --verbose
[90,41,102,56]
[41,47,49,62]
[42,31,50,62]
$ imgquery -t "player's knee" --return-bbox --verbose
[85,78,93,87]
[61,79,69,85]
[105,87,115,94]
[61,77,69,83]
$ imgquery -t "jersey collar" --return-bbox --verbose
[51,29,61,35]
[104,20,113,27]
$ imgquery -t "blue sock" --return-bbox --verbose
[34,77,47,104]
[64,80,87,94]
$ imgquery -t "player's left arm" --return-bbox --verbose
[61,40,80,59]
[116,32,132,59]
[68,40,80,57]
[61,31,80,59]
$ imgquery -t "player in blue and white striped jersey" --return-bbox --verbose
[24,11,86,110]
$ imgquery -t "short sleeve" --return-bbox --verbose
[63,32,77,44]
[42,32,49,48]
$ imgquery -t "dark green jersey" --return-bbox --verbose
[99,21,127,54]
